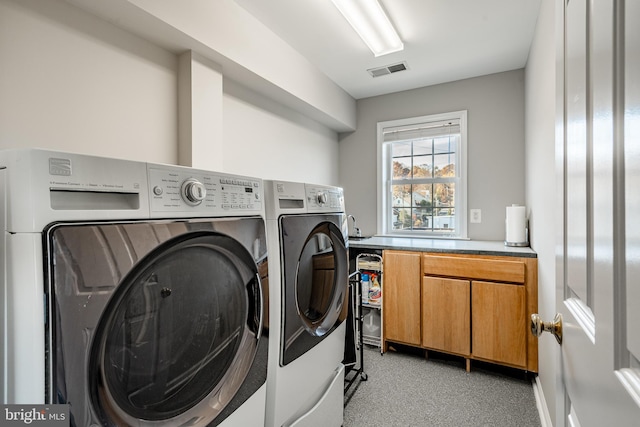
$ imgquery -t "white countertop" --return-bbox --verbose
[348,236,537,258]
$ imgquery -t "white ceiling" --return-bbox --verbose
[233,0,541,100]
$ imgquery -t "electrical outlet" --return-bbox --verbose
[470,209,482,224]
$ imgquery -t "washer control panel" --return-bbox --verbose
[305,184,344,213]
[148,166,262,215]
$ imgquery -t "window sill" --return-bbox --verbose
[376,234,471,241]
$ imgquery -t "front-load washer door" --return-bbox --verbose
[279,213,348,366]
[46,219,268,427]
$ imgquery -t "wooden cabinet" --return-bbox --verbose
[422,277,470,356]
[382,250,538,373]
[423,253,537,372]
[472,281,526,367]
[382,250,421,346]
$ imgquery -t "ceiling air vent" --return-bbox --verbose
[367,62,408,78]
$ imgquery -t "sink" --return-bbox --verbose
[348,235,371,241]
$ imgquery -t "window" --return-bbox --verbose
[377,111,467,238]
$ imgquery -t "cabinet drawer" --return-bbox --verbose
[422,255,525,284]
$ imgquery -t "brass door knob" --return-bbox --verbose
[531,313,563,344]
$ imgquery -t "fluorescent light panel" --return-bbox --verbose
[332,0,403,57]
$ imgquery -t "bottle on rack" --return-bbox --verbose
[369,273,381,305]
[361,273,370,304]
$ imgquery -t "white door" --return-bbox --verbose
[553,0,640,425]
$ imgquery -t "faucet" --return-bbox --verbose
[347,215,362,237]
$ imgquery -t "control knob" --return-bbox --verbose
[181,178,207,206]
[317,192,328,205]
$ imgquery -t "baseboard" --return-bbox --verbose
[532,376,553,427]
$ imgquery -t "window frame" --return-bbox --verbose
[377,110,468,238]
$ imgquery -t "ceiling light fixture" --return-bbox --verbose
[332,0,403,57]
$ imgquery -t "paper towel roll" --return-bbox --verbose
[505,205,527,245]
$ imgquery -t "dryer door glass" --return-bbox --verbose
[296,222,348,336]
[87,231,262,424]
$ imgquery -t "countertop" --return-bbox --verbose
[348,236,537,258]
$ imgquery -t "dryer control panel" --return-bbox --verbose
[148,165,263,216]
[264,180,345,218]
[305,184,345,213]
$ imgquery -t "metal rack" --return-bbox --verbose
[344,271,367,393]
[344,253,384,394]
[356,253,383,352]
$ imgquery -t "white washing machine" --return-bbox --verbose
[0,149,269,426]
[264,180,348,427]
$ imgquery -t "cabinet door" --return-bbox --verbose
[382,251,421,346]
[422,276,470,356]
[472,281,526,367]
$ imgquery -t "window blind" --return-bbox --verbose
[382,119,461,142]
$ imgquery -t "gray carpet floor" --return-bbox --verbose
[343,345,541,427]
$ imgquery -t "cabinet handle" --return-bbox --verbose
[530,313,563,344]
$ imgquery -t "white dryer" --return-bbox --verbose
[0,149,269,426]
[264,180,348,427]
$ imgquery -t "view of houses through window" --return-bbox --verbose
[391,134,457,232]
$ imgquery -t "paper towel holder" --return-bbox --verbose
[505,220,529,247]
[505,204,529,247]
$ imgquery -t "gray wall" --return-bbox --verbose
[0,0,177,164]
[338,70,526,241]
[0,0,342,186]
[525,0,557,424]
